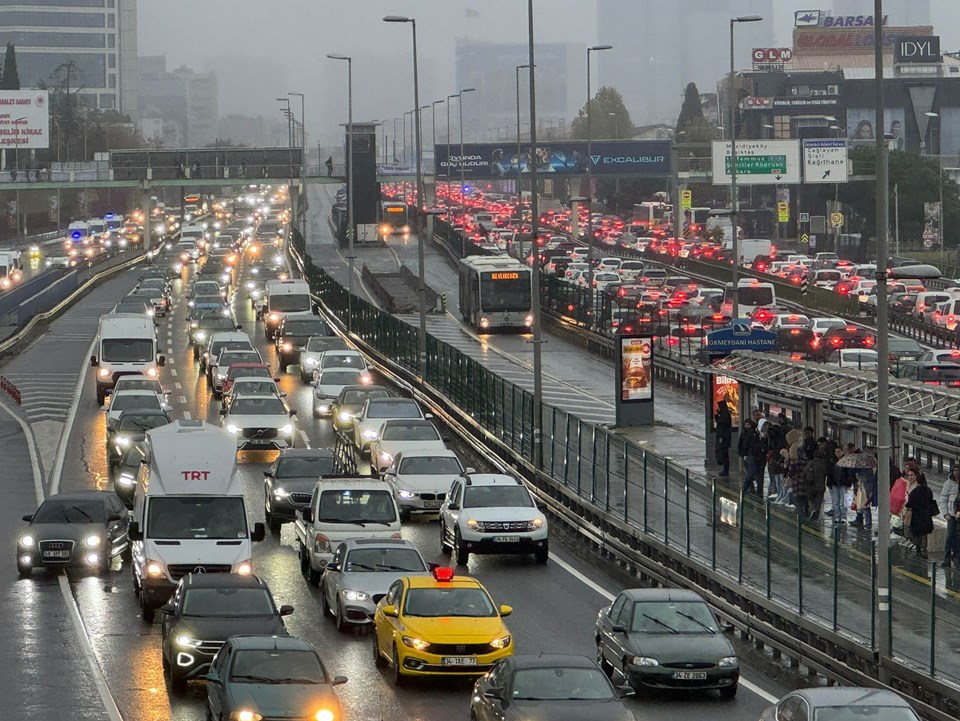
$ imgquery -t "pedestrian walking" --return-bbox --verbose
[940,465,960,568]
[325,155,334,177]
[738,419,764,495]
[714,401,732,477]
[904,472,937,559]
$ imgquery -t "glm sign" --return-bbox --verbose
[895,36,940,64]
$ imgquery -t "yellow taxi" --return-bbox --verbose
[372,567,513,684]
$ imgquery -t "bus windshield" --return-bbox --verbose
[480,273,531,312]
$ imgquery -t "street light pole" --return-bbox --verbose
[527,0,543,469]
[276,97,292,147]
[385,15,427,377]
[458,88,476,214]
[926,112,943,250]
[446,94,457,199]
[872,0,892,676]
[432,100,444,203]
[289,91,306,240]
[516,64,531,262]
[728,14,762,319]
[585,44,612,313]
[327,55,354,330]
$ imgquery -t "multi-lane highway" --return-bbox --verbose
[0,197,806,721]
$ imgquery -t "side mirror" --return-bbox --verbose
[128,521,142,541]
[274,377,281,383]
[465,467,476,474]
[90,355,99,367]
[157,355,166,367]
[382,605,399,618]
[424,413,434,419]
[279,604,294,617]
[310,380,318,387]
[236,324,243,331]
[447,503,460,511]
[289,410,297,417]
[205,671,221,685]
[251,522,266,542]
[160,602,176,615]
[295,346,305,352]
[499,604,513,617]
[616,685,635,698]
[263,470,273,478]
[22,513,33,523]
[301,508,313,523]
[325,563,340,573]
[611,624,627,634]
[332,675,348,686]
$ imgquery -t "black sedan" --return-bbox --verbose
[275,316,333,371]
[471,655,633,721]
[595,588,739,698]
[106,408,171,468]
[264,448,339,532]
[17,490,129,577]
[160,573,293,692]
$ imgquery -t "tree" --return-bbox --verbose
[676,82,704,130]
[570,86,633,141]
[0,43,20,90]
[828,146,960,246]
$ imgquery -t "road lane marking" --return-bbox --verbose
[178,395,187,404]
[184,411,192,419]
[299,430,310,448]
[170,368,178,376]
[174,382,182,390]
[51,335,97,495]
[551,553,779,703]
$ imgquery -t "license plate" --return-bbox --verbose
[673,671,707,680]
[441,657,477,666]
[43,550,70,559]
[248,439,272,446]
[423,500,442,509]
[493,536,521,543]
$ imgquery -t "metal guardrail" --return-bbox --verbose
[288,227,959,720]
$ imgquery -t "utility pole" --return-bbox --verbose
[527,0,543,469]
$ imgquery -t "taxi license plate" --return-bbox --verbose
[493,536,520,543]
[673,671,707,680]
[423,500,442,509]
[442,657,477,666]
[43,550,70,559]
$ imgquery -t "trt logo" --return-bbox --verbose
[181,471,211,481]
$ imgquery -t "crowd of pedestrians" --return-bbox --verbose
[715,405,960,562]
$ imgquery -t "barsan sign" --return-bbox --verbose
[0,90,49,149]
[896,36,940,64]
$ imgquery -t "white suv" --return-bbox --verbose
[439,473,548,566]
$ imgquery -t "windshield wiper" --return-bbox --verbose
[674,611,716,634]
[71,505,94,522]
[376,564,421,571]
[346,562,377,571]
[318,518,365,525]
[230,674,283,684]
[641,614,679,634]
[274,677,322,685]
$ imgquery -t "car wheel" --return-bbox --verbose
[439,522,451,555]
[336,600,348,633]
[596,642,612,676]
[719,684,738,700]
[454,530,469,567]
[299,543,310,579]
[96,388,106,406]
[205,704,214,721]
[141,594,155,623]
[265,498,281,534]
[373,633,387,668]
[16,561,31,579]
[300,371,311,383]
[312,403,321,419]
[307,559,322,586]
[399,507,411,523]
[161,644,170,671]
[534,544,549,564]
[391,645,405,686]
[167,662,186,694]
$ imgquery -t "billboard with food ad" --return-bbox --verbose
[712,374,741,428]
[620,336,653,403]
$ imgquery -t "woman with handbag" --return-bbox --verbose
[904,471,937,559]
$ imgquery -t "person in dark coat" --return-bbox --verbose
[905,473,936,559]
[802,445,830,519]
[714,401,732,477]
[738,419,764,495]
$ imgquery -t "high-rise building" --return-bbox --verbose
[831,0,930,26]
[0,0,138,115]
[596,0,773,126]
[139,56,218,146]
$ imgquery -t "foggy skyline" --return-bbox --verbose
[137,1,960,146]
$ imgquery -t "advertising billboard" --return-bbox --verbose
[619,336,653,403]
[0,90,49,149]
[846,108,905,147]
[712,374,741,428]
[433,140,671,180]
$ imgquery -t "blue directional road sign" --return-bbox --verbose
[706,319,777,353]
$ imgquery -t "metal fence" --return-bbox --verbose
[291,228,960,695]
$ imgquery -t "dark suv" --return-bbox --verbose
[275,316,332,370]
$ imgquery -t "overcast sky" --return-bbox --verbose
[138,1,960,145]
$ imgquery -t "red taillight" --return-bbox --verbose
[792,277,801,284]
[831,338,842,346]
[790,329,800,335]
[811,339,821,349]
[667,337,679,346]
[863,336,875,347]
[949,316,956,324]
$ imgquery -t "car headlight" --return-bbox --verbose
[115,435,131,447]
[317,404,330,413]
[338,411,353,422]
[236,561,253,575]
[84,535,101,548]
[362,429,378,440]
[176,635,202,648]
[401,635,430,651]
[146,561,164,577]
[215,373,226,380]
[304,356,317,365]
[466,519,482,531]
[343,590,369,602]
[282,342,293,351]
[19,534,35,548]
[226,424,240,434]
[273,487,289,498]
[717,656,739,667]
[397,490,416,500]
[230,711,263,721]
[490,635,511,649]
[245,280,255,290]
[268,313,279,321]
[529,517,544,530]
[98,368,110,378]
[633,656,659,667]
[280,423,294,435]
[314,711,334,721]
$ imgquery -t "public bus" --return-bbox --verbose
[458,255,533,332]
[631,201,670,230]
[379,201,410,238]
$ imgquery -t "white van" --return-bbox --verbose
[262,279,313,338]
[91,314,164,405]
[295,478,401,579]
[723,278,776,318]
[87,218,107,240]
[129,420,265,621]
